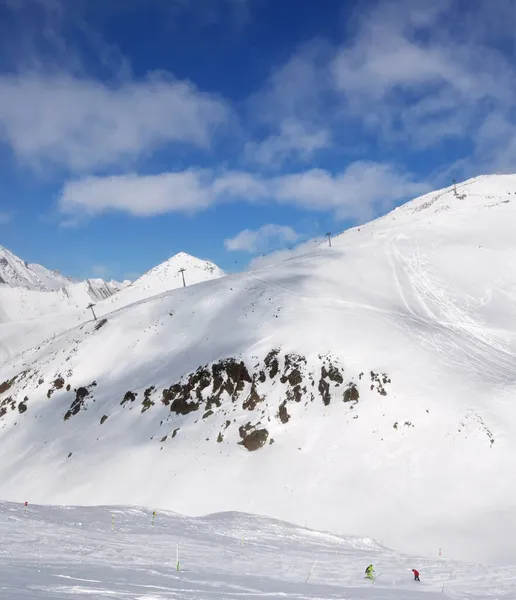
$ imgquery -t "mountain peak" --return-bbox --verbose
[0,245,76,291]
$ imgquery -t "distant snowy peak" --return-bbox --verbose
[0,245,76,291]
[122,252,224,294]
[95,252,225,313]
[141,252,224,286]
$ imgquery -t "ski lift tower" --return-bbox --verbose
[178,268,186,288]
[87,303,97,320]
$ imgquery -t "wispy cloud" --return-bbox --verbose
[0,73,229,173]
[273,162,428,221]
[0,212,12,224]
[252,0,516,178]
[225,224,300,254]
[59,161,428,222]
[245,119,331,167]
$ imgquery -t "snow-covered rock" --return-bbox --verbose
[1,174,516,565]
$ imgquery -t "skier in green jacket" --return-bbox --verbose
[365,564,375,580]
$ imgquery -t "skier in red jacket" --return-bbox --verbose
[412,569,420,581]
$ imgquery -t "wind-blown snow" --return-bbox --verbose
[2,500,514,599]
[1,175,516,566]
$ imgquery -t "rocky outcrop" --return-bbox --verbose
[0,349,392,452]
[238,422,269,451]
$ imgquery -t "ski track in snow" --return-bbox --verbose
[0,501,515,600]
[386,235,516,384]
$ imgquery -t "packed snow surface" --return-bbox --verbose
[1,500,514,599]
[1,175,516,567]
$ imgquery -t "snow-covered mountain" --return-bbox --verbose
[1,174,516,566]
[0,244,128,322]
[0,249,225,362]
[0,245,76,291]
[95,251,225,314]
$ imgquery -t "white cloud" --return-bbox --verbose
[225,224,300,253]
[59,160,428,222]
[0,73,229,172]
[59,171,214,218]
[245,119,331,166]
[273,162,429,221]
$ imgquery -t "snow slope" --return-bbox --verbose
[1,175,516,565]
[2,500,514,599]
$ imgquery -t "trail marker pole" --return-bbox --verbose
[326,232,332,247]
[112,514,115,531]
[305,560,317,584]
[176,543,180,572]
[24,501,28,515]
[152,510,156,528]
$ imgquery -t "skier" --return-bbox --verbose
[412,568,420,582]
[365,564,375,580]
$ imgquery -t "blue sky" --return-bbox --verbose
[0,0,515,280]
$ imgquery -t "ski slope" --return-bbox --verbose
[1,500,513,599]
[1,175,516,566]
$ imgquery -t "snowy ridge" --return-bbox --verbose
[1,175,516,566]
[4,500,514,599]
[0,245,76,291]
[97,251,225,312]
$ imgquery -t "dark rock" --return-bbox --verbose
[53,377,65,390]
[343,383,359,404]
[238,427,269,451]
[277,400,290,424]
[141,386,156,413]
[100,415,108,425]
[0,375,17,395]
[318,375,331,406]
[264,350,280,379]
[121,391,137,405]
[243,384,263,410]
[64,387,90,421]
